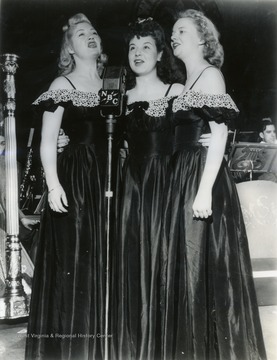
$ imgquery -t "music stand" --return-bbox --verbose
[228,142,277,180]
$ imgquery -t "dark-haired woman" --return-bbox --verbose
[25,13,108,360]
[162,10,267,360]
[116,19,184,360]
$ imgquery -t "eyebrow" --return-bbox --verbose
[75,27,95,33]
[129,41,153,46]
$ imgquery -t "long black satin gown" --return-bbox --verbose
[162,91,267,360]
[25,88,107,360]
[117,93,174,360]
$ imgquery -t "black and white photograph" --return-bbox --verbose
[0,0,276,359]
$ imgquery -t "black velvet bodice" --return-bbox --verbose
[125,97,174,158]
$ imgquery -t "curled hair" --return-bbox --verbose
[176,9,224,68]
[126,18,183,89]
[58,13,108,76]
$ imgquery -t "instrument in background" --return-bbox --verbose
[229,142,277,180]
[0,53,29,319]
[20,128,45,214]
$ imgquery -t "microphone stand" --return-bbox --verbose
[100,65,126,360]
[104,114,116,360]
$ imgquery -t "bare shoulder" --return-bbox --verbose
[48,76,73,91]
[169,83,185,96]
[195,67,226,94]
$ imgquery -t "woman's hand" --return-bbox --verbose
[20,217,40,230]
[199,133,211,147]
[48,185,68,213]
[57,129,70,153]
[192,189,212,219]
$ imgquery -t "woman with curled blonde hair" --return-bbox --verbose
[25,13,108,360]
[162,9,267,360]
[58,13,107,76]
[177,9,224,69]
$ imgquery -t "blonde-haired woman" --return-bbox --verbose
[162,9,267,360]
[26,13,108,360]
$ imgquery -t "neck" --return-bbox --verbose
[74,58,101,81]
[127,71,167,102]
[179,51,208,78]
[135,71,163,90]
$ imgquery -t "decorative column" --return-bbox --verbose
[0,54,29,319]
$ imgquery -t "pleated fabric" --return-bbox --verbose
[161,92,267,360]
[116,98,174,360]
[25,90,107,360]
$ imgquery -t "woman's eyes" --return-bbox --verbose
[78,31,98,37]
[129,45,152,51]
[172,30,185,36]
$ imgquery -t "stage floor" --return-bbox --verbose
[0,306,276,360]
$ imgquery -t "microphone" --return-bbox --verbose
[99,66,127,360]
[99,66,127,119]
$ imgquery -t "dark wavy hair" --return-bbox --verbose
[58,13,108,76]
[176,9,224,69]
[125,18,184,89]
[260,117,274,132]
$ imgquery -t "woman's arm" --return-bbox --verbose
[192,67,227,218]
[40,106,68,213]
[192,121,228,218]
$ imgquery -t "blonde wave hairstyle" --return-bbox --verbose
[177,9,224,69]
[58,13,108,76]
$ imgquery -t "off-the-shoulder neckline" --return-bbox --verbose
[44,88,100,96]
[172,90,239,112]
[176,89,230,97]
[127,91,232,106]
[32,88,100,107]
[127,95,174,107]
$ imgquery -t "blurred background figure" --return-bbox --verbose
[257,117,277,182]
[259,117,277,144]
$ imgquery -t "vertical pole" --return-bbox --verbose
[0,54,29,319]
[104,114,116,360]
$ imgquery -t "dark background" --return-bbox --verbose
[0,0,277,162]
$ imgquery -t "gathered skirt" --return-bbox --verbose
[25,144,106,360]
[162,146,267,360]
